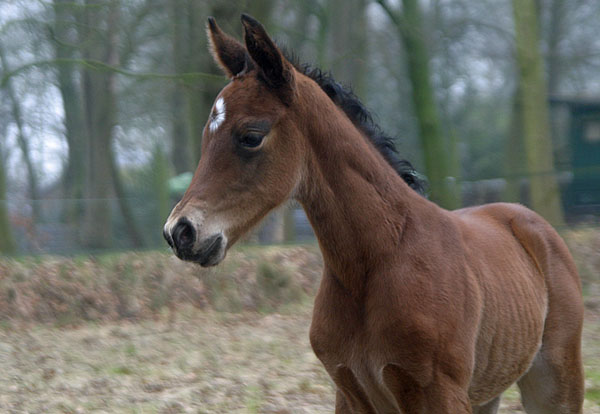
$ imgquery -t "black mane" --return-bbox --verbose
[286,55,425,194]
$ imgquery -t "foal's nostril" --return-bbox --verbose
[171,219,196,253]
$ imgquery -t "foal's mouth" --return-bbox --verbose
[193,233,227,267]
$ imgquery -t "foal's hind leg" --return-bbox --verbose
[517,271,584,414]
[510,209,585,413]
[517,346,584,414]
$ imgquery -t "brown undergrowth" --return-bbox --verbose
[0,245,322,326]
[0,227,598,326]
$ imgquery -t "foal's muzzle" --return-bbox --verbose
[163,217,226,267]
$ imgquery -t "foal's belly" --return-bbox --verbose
[330,318,546,412]
[468,273,548,404]
[314,292,547,411]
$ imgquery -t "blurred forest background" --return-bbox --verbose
[0,0,599,254]
[1,1,600,413]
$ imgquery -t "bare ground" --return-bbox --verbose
[0,303,599,414]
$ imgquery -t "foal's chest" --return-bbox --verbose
[309,287,402,412]
[310,320,400,412]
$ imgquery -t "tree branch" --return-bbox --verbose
[1,57,226,88]
[374,0,407,36]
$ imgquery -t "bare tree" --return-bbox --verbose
[512,0,564,225]
[169,0,193,174]
[0,40,41,225]
[79,0,119,248]
[376,0,459,209]
[50,0,88,222]
[328,0,367,98]
[0,138,15,254]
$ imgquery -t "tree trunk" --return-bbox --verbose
[175,3,240,165]
[288,0,313,51]
[52,0,88,223]
[0,42,41,225]
[512,0,564,226]
[184,1,209,164]
[247,0,275,31]
[543,0,569,170]
[504,86,525,203]
[432,0,462,207]
[378,0,459,209]
[109,143,146,248]
[80,0,118,249]
[152,147,170,235]
[328,0,367,98]
[315,4,329,69]
[80,0,145,249]
[169,0,193,174]
[545,0,566,97]
[0,148,16,254]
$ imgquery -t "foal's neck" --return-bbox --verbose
[294,81,425,296]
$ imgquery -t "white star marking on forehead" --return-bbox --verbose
[209,97,226,132]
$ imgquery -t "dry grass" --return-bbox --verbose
[563,226,600,307]
[0,305,334,413]
[0,303,598,413]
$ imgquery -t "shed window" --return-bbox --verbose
[584,120,600,143]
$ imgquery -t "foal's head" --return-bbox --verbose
[163,15,306,266]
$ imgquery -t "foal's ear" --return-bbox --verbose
[207,17,252,78]
[241,14,295,99]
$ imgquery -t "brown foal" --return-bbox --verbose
[164,14,585,413]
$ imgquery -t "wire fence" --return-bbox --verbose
[0,197,316,256]
[1,169,599,256]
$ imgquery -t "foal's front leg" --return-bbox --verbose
[333,366,377,413]
[382,364,473,413]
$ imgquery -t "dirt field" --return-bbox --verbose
[0,302,599,413]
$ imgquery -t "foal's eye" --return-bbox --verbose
[239,133,265,149]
